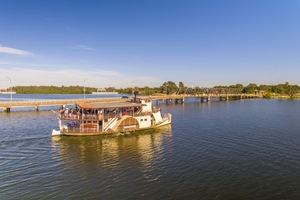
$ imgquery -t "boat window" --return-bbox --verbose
[140,119,143,122]
[145,119,147,121]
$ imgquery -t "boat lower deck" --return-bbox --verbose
[60,121,171,136]
[61,131,112,136]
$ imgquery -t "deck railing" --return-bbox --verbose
[63,127,100,133]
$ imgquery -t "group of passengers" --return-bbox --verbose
[59,105,133,119]
[59,105,79,118]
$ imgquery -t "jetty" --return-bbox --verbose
[0,93,261,112]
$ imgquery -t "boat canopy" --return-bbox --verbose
[76,101,145,109]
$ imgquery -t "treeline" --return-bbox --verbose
[213,82,300,98]
[13,85,118,94]
[12,82,300,98]
[13,85,97,94]
[120,81,300,99]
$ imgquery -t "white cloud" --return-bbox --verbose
[0,45,33,55]
[0,68,163,88]
[0,61,53,68]
[69,45,96,51]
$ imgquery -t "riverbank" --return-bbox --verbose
[268,94,300,99]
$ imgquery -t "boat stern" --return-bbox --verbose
[155,113,172,127]
[52,129,62,136]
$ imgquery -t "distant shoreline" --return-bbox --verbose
[0,92,16,94]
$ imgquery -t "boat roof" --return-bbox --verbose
[76,101,145,109]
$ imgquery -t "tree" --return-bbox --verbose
[285,84,299,99]
[274,84,285,94]
[142,86,153,95]
[161,81,178,95]
[259,84,272,92]
[177,81,185,94]
[245,83,259,94]
[236,84,244,93]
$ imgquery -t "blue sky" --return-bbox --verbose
[1,0,300,88]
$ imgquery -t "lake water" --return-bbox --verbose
[1,95,300,199]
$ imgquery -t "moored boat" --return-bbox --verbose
[52,97,171,136]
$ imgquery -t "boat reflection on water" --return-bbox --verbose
[51,125,172,170]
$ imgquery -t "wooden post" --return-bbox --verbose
[3,107,11,112]
[207,95,211,102]
[35,106,39,112]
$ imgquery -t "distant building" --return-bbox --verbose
[96,88,107,92]
[92,88,118,95]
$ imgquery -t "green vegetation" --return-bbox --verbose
[11,82,300,99]
[14,85,97,94]
[263,93,272,99]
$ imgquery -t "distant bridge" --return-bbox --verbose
[154,93,261,104]
[0,93,261,112]
[0,98,127,112]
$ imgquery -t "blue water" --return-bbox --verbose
[0,93,127,112]
[0,93,123,102]
[1,95,300,199]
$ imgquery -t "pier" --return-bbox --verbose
[0,93,261,112]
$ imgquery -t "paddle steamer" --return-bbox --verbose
[52,97,171,136]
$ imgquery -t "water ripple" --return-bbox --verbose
[1,100,300,199]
